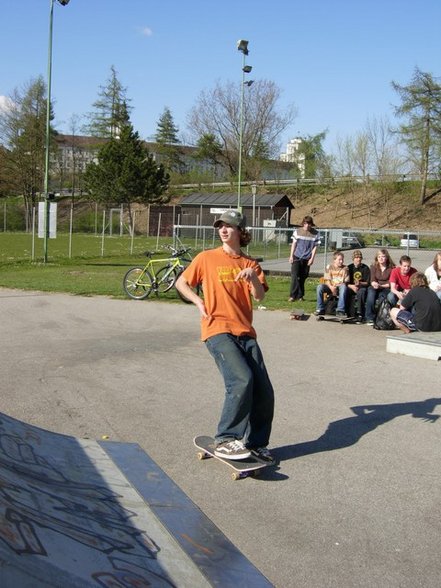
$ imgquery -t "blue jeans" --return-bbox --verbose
[205,333,274,448]
[316,283,347,312]
[365,287,392,321]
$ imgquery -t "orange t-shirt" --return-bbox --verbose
[181,247,268,341]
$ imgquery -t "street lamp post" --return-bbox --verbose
[43,0,70,263]
[237,39,253,212]
[251,182,257,227]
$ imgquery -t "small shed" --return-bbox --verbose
[179,193,294,227]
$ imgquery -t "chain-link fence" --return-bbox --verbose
[1,199,440,266]
[173,224,441,277]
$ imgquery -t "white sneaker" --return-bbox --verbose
[214,439,251,460]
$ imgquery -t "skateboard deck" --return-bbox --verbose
[316,314,358,324]
[193,436,270,480]
[289,308,306,320]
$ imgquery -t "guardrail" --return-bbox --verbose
[172,173,439,190]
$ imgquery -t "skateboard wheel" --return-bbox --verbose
[231,472,241,481]
[197,451,208,460]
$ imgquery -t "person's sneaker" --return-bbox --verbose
[365,320,374,326]
[314,309,325,316]
[214,439,251,460]
[398,322,411,334]
[252,447,275,464]
[336,310,347,318]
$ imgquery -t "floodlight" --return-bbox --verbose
[237,39,249,55]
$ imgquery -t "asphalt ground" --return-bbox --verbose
[1,287,440,588]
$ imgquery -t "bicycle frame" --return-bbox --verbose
[123,246,193,300]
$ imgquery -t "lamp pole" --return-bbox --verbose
[251,182,257,227]
[43,0,70,263]
[236,39,252,212]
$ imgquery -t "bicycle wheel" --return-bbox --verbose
[155,265,179,294]
[123,267,154,300]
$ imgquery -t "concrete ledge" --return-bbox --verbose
[386,331,441,361]
[0,411,272,588]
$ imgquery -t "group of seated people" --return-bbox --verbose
[315,249,441,332]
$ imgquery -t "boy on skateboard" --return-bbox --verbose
[176,210,275,462]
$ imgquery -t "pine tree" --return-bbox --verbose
[392,68,441,204]
[85,65,131,139]
[154,107,184,172]
[84,108,169,228]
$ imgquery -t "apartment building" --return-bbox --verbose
[280,138,305,178]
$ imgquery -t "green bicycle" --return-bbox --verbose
[123,246,193,301]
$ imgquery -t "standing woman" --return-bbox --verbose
[424,252,441,301]
[365,249,395,325]
[288,215,320,302]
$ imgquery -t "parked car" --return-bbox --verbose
[400,234,419,248]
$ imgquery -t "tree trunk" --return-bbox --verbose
[419,150,429,205]
[419,117,430,205]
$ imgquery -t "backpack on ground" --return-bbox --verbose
[324,296,337,315]
[373,299,395,330]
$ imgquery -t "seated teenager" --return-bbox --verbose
[424,252,441,301]
[346,250,370,321]
[388,255,417,306]
[390,272,441,334]
[315,251,348,318]
[365,249,395,326]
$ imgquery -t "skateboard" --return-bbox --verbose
[316,314,359,324]
[193,436,271,481]
[289,308,306,321]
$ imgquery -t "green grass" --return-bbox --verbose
[0,231,320,311]
[0,256,319,311]
[0,231,167,262]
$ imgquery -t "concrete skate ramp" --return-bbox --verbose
[0,412,272,588]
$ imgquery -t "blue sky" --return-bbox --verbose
[1,0,440,153]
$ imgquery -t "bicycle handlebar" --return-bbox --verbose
[164,245,192,258]
[143,246,192,259]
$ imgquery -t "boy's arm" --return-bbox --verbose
[359,266,370,287]
[308,245,317,265]
[175,274,208,318]
[289,236,297,262]
[389,269,403,299]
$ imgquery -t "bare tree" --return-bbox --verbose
[333,136,356,178]
[187,79,296,181]
[365,115,404,178]
[64,114,87,204]
[353,131,374,226]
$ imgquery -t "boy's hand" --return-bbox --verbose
[196,298,208,319]
[235,267,258,284]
